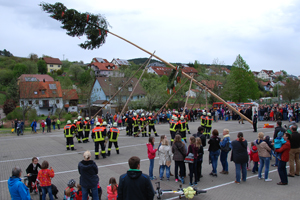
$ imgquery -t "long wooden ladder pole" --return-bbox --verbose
[116,52,155,123]
[92,56,152,118]
[108,31,252,124]
[183,75,194,114]
[137,78,189,135]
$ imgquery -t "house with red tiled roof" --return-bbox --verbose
[182,67,198,76]
[257,70,274,81]
[17,74,54,85]
[274,71,284,77]
[42,57,62,73]
[147,66,173,76]
[89,58,123,77]
[111,58,130,67]
[19,81,63,115]
[90,77,146,104]
[259,81,273,92]
[62,89,79,113]
[252,71,259,77]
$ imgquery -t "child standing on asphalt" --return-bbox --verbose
[107,177,118,200]
[147,136,157,180]
[249,142,259,173]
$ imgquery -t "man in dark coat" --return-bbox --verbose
[253,111,258,132]
[45,116,51,133]
[117,156,155,200]
[193,126,206,147]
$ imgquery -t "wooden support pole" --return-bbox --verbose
[108,31,253,124]
[92,55,153,118]
[138,78,189,135]
[116,52,155,123]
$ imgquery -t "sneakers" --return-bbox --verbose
[167,178,170,181]
[175,179,179,182]
[150,176,157,180]
[189,183,194,187]
[160,178,163,181]
[258,177,262,180]
[193,182,197,186]
[265,178,272,182]
[181,177,185,184]
[212,173,218,177]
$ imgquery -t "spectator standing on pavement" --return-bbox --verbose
[20,120,24,135]
[172,134,186,183]
[208,129,221,177]
[31,119,37,133]
[272,121,286,167]
[8,166,31,200]
[90,117,95,129]
[231,132,248,184]
[78,151,99,199]
[220,129,231,175]
[288,125,300,177]
[37,160,55,200]
[147,136,157,180]
[52,119,56,130]
[256,132,272,181]
[117,156,155,200]
[41,120,46,133]
[46,116,51,133]
[56,118,61,130]
[14,118,18,133]
[275,133,291,185]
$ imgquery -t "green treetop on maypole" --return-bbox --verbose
[40,2,110,50]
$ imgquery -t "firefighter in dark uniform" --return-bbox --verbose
[124,116,129,136]
[101,121,108,136]
[206,113,213,139]
[91,122,106,159]
[64,120,76,151]
[133,113,140,137]
[148,113,159,137]
[107,122,120,156]
[184,114,191,134]
[141,113,148,137]
[72,120,78,140]
[201,112,207,137]
[179,116,187,142]
[83,117,91,143]
[76,116,84,143]
[170,116,178,146]
[253,110,258,132]
[127,114,134,136]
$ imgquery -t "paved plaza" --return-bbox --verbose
[0,119,299,200]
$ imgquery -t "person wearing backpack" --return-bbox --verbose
[220,129,231,175]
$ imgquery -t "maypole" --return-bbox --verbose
[40,2,252,124]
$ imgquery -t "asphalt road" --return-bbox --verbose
[0,119,299,200]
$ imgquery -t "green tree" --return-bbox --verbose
[222,54,259,102]
[62,60,71,71]
[23,61,38,74]
[3,99,16,115]
[69,64,84,81]
[37,60,47,74]
[6,78,19,103]
[0,69,14,86]
[281,78,300,103]
[79,69,95,85]
[60,76,73,89]
[28,53,38,62]
[13,63,27,78]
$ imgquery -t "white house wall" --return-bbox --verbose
[19,98,64,116]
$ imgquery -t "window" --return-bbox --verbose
[50,64,53,67]
[29,101,32,105]
[128,87,132,92]
[36,100,39,104]
[41,90,45,95]
[56,99,60,104]
[58,65,60,67]
[34,91,37,95]
[21,101,24,105]
[52,90,57,94]
[50,69,53,72]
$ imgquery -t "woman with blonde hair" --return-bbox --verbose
[256,132,272,181]
[220,129,231,175]
[158,139,173,181]
[78,151,99,199]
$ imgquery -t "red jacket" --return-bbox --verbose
[275,140,291,162]
[147,143,157,159]
[249,146,259,162]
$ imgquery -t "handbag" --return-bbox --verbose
[184,153,194,163]
[220,141,231,152]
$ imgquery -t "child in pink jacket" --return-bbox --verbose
[147,136,157,180]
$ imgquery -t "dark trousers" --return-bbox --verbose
[133,126,139,135]
[278,160,288,184]
[128,125,133,136]
[84,130,90,141]
[108,141,119,152]
[174,161,186,179]
[180,131,186,142]
[196,160,202,181]
[66,137,74,150]
[253,122,257,132]
[95,141,106,157]
[170,131,176,145]
[57,124,60,129]
[47,125,51,132]
[252,161,258,173]
[189,162,197,184]
[148,125,156,135]
[77,131,84,141]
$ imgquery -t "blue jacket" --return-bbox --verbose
[220,136,232,150]
[7,176,31,200]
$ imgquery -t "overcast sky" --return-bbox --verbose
[1,0,300,75]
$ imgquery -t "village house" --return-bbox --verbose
[89,57,123,77]
[42,57,62,73]
[147,66,173,76]
[19,81,63,116]
[185,89,201,98]
[62,89,79,113]
[17,74,54,85]
[259,81,273,92]
[111,58,130,68]
[182,67,198,77]
[257,70,274,81]
[147,62,165,67]
[90,77,146,104]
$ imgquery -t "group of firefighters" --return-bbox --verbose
[63,116,119,159]
[62,110,213,160]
